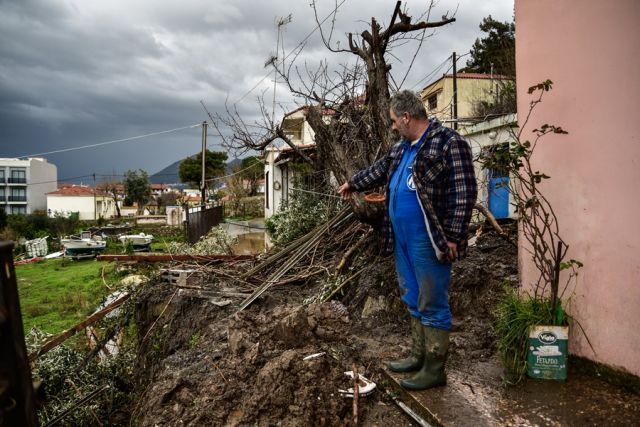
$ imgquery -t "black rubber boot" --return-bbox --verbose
[400,326,449,390]
[388,317,424,373]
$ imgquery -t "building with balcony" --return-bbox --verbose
[0,157,57,215]
[420,72,514,127]
[264,106,335,219]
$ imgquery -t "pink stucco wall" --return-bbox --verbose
[515,1,640,376]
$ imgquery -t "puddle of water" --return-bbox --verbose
[232,232,265,255]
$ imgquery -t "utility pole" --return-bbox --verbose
[93,172,97,220]
[200,121,208,207]
[452,51,458,130]
[490,62,495,98]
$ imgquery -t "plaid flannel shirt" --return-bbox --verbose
[349,118,478,258]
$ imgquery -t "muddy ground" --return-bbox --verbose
[131,224,517,426]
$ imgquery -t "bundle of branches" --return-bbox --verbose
[134,206,379,324]
[237,207,377,310]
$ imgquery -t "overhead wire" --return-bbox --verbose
[18,174,95,186]
[204,160,264,183]
[409,51,471,92]
[20,124,201,158]
[409,54,451,91]
[290,186,341,199]
[20,159,259,187]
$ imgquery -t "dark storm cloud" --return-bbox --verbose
[0,0,513,181]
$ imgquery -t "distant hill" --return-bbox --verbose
[149,158,184,184]
[149,156,244,185]
[226,158,242,173]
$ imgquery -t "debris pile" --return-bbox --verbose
[130,216,518,425]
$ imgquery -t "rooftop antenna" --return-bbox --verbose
[271,14,292,125]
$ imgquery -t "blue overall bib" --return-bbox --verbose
[388,134,452,331]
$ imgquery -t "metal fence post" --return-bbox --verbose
[0,241,39,426]
[183,204,190,243]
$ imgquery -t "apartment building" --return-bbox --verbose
[0,158,57,215]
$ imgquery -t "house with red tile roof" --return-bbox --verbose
[46,184,116,220]
[151,183,178,197]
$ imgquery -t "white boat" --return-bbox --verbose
[118,232,153,250]
[61,231,106,257]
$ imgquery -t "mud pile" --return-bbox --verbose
[448,224,518,368]
[132,225,517,426]
[133,292,402,426]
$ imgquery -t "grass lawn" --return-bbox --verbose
[15,258,121,336]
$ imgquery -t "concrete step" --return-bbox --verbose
[382,360,640,427]
[383,368,500,427]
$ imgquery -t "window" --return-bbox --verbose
[282,165,289,202]
[9,169,26,183]
[427,94,438,110]
[0,170,4,182]
[11,205,26,215]
[265,172,269,209]
[9,188,26,201]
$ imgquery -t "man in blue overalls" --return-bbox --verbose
[338,90,477,390]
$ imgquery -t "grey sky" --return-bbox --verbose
[0,0,513,183]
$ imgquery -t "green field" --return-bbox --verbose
[15,259,121,335]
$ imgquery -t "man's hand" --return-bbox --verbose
[337,182,352,200]
[446,241,458,262]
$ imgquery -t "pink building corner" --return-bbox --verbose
[514,0,640,376]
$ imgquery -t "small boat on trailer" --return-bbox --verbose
[61,231,107,259]
[118,233,153,251]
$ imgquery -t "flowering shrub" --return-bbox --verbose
[265,188,341,247]
[167,226,237,255]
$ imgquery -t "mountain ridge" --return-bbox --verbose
[149,156,242,184]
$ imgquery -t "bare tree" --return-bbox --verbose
[212,1,455,191]
[101,181,122,218]
[225,166,250,217]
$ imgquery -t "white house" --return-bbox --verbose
[264,106,333,219]
[47,185,116,220]
[0,157,57,215]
